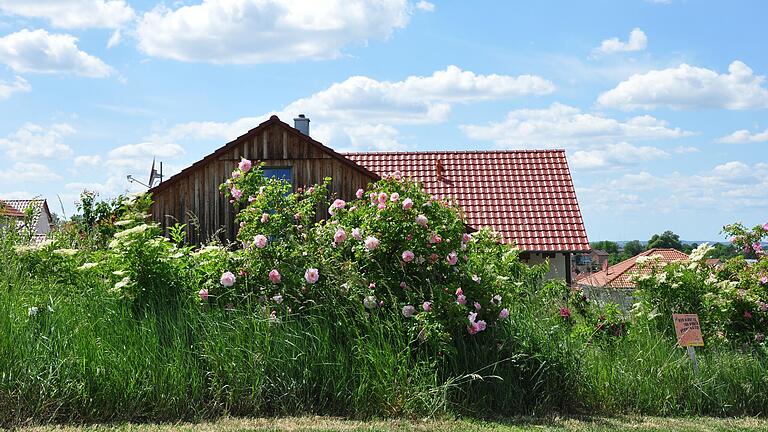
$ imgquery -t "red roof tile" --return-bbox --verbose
[576,248,689,288]
[0,200,25,218]
[344,150,590,252]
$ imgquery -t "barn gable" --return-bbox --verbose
[149,116,378,244]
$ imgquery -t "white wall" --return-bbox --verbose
[527,253,568,280]
[34,209,51,234]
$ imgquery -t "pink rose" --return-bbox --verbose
[416,215,428,227]
[378,192,388,204]
[400,281,407,289]
[763,222,768,231]
[455,288,463,296]
[429,233,442,244]
[369,192,377,203]
[392,170,402,181]
[231,170,241,179]
[356,188,364,199]
[334,228,347,244]
[261,213,270,223]
[332,199,346,209]
[390,192,400,202]
[402,198,413,210]
[760,276,768,284]
[238,158,252,173]
[429,253,438,262]
[422,301,431,312]
[364,236,380,251]
[377,203,386,210]
[446,251,458,266]
[269,269,281,284]
[499,308,509,320]
[744,310,753,319]
[474,301,481,311]
[220,271,236,287]
[559,307,571,319]
[352,228,362,240]
[307,186,315,194]
[231,187,243,199]
[457,294,467,305]
[402,250,415,262]
[462,233,471,243]
[248,196,257,203]
[254,234,268,249]
[304,268,319,284]
[198,288,209,301]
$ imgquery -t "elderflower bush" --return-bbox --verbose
[634,236,768,348]
[219,159,543,347]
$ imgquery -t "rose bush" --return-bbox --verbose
[219,161,545,348]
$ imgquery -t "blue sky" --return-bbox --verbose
[0,0,766,241]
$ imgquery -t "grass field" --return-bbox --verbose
[17,416,768,432]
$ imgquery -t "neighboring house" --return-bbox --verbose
[149,115,590,281]
[705,258,722,268]
[573,249,609,278]
[576,248,689,309]
[0,198,54,243]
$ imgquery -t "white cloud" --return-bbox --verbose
[148,66,554,153]
[0,29,115,77]
[594,28,647,55]
[460,102,693,147]
[107,29,122,48]
[716,128,768,144]
[0,162,61,182]
[74,155,102,166]
[597,61,768,110]
[570,142,668,170]
[673,145,699,154]
[107,142,185,172]
[579,161,768,214]
[0,123,75,160]
[284,65,554,126]
[0,75,29,100]
[0,0,134,29]
[342,123,405,152]
[415,1,435,12]
[0,190,33,200]
[137,0,413,64]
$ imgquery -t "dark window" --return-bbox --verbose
[263,167,292,183]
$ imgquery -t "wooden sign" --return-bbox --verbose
[672,314,704,347]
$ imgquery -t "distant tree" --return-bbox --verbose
[647,230,684,251]
[623,240,645,257]
[708,242,739,260]
[590,240,619,255]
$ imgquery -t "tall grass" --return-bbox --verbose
[1,237,767,427]
[578,323,768,416]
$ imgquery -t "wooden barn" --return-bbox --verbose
[149,114,590,282]
[149,115,379,244]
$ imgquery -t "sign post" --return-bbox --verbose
[672,314,704,374]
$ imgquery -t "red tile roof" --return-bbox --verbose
[0,200,25,217]
[344,150,590,252]
[576,248,689,288]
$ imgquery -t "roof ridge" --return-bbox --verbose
[343,149,566,155]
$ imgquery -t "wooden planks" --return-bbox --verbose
[148,121,377,245]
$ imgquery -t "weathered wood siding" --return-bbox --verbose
[150,120,377,244]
